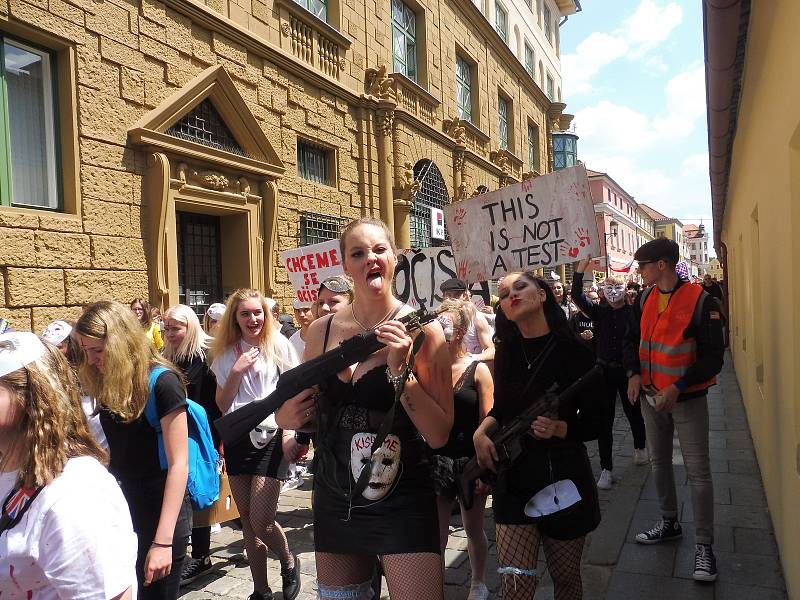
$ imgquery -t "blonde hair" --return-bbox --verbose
[75,301,176,422]
[163,304,211,363]
[211,289,294,372]
[339,217,398,257]
[436,299,474,340]
[0,341,106,489]
[604,274,625,286]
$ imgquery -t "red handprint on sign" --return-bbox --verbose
[457,259,469,280]
[453,206,467,226]
[575,227,590,248]
[559,241,579,259]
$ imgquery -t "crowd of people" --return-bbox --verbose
[0,220,726,600]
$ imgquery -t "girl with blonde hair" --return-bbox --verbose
[210,289,303,600]
[162,304,220,586]
[75,301,191,600]
[0,332,137,599]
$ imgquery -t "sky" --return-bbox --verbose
[559,0,714,251]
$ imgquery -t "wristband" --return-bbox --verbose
[151,541,172,548]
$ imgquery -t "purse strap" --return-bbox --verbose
[0,484,43,535]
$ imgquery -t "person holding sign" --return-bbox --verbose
[276,217,453,600]
[472,272,601,600]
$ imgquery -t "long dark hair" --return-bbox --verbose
[494,272,572,345]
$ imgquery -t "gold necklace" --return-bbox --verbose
[351,302,398,331]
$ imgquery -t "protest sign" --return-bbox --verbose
[393,246,490,310]
[280,239,344,304]
[443,164,600,283]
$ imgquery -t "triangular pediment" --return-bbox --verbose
[128,65,284,178]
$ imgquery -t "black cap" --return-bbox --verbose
[440,278,467,293]
[634,238,679,265]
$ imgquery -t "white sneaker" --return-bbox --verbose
[597,469,613,490]
[467,581,489,600]
[633,448,650,465]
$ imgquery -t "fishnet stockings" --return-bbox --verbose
[229,475,293,593]
[496,524,585,600]
[316,552,443,600]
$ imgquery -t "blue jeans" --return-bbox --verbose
[641,395,714,545]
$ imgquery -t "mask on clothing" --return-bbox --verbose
[603,284,626,303]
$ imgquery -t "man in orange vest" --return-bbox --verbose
[624,238,725,583]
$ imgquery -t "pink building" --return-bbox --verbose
[587,169,639,279]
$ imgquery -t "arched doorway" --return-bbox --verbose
[410,159,450,248]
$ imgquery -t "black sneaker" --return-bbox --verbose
[247,590,273,600]
[693,544,718,582]
[635,518,683,544]
[281,553,301,600]
[179,555,212,587]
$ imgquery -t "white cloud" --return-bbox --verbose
[654,65,707,139]
[562,0,684,97]
[681,153,709,177]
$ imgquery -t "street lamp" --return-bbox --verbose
[603,219,619,277]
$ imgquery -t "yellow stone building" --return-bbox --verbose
[0,0,577,329]
[705,0,799,594]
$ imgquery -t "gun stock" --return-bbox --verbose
[214,309,437,446]
[456,365,603,509]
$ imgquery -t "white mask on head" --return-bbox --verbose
[437,315,454,343]
[603,283,626,303]
[350,432,402,501]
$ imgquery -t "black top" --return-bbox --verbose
[100,370,187,481]
[623,280,725,400]
[441,361,480,460]
[569,312,596,353]
[571,272,630,364]
[488,331,601,443]
[702,281,724,300]
[174,354,220,446]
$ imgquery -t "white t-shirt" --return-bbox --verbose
[288,329,306,362]
[211,335,299,415]
[0,456,138,600]
[80,396,108,450]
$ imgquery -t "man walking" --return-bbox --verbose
[624,238,725,582]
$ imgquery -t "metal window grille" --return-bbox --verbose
[177,212,223,318]
[410,160,450,248]
[297,141,330,184]
[293,0,327,20]
[299,211,347,246]
[498,96,509,150]
[392,0,417,81]
[495,4,508,42]
[166,99,247,157]
[528,123,540,172]
[456,56,472,122]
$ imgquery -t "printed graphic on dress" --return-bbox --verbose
[350,432,401,500]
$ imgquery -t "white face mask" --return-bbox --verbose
[603,284,626,303]
[350,432,402,500]
[437,315,454,343]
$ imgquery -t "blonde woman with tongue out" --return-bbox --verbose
[277,217,453,600]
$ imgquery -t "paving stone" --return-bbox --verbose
[674,546,786,590]
[734,527,779,556]
[605,571,714,600]
[615,541,677,577]
[713,582,788,600]
[729,486,767,507]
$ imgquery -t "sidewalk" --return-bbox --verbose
[179,353,787,599]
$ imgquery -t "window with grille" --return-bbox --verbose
[498,96,509,150]
[177,212,223,318]
[167,99,247,157]
[543,4,552,42]
[528,123,540,172]
[392,0,417,82]
[0,37,60,210]
[410,160,450,248]
[297,140,332,185]
[456,56,472,123]
[293,0,327,20]
[495,3,508,42]
[553,135,577,170]
[299,211,347,246]
[524,43,535,78]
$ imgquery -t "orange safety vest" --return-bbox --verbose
[639,283,716,393]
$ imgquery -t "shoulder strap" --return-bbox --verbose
[322,314,335,352]
[692,289,711,328]
[143,366,170,432]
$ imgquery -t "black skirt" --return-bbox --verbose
[225,432,289,479]
[492,440,600,540]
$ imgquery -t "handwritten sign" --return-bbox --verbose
[280,239,344,304]
[443,164,600,283]
[392,246,490,310]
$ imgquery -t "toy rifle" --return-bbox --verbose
[214,309,438,446]
[455,365,603,509]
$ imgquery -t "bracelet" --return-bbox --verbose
[151,541,172,548]
[386,364,405,392]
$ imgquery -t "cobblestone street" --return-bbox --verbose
[179,355,787,599]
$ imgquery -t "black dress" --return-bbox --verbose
[489,333,602,540]
[311,322,439,555]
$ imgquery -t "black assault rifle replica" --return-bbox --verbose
[456,365,603,510]
[214,309,438,446]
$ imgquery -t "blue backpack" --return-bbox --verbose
[144,366,220,511]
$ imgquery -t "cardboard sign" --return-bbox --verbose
[393,246,490,310]
[443,164,600,283]
[280,239,344,304]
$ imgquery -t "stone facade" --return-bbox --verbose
[0,0,568,329]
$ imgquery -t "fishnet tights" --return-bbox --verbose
[229,474,293,593]
[496,524,585,600]
[316,552,443,600]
